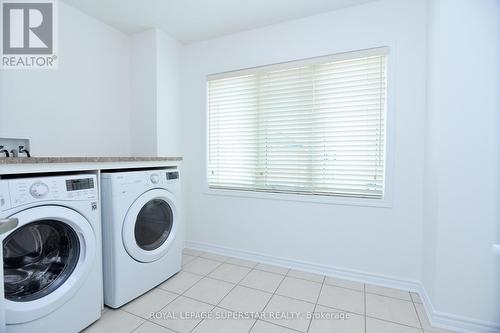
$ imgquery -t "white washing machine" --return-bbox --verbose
[101,168,182,308]
[0,174,102,333]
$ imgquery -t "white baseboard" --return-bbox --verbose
[185,240,500,333]
[419,287,500,333]
[185,240,421,292]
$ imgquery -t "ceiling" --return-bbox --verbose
[62,0,375,44]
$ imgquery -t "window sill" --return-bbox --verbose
[203,187,392,208]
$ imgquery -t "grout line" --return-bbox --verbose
[186,248,415,301]
[411,297,425,331]
[322,281,365,293]
[305,275,325,333]
[286,271,325,284]
[366,314,423,330]
[181,253,387,312]
[180,261,226,301]
[139,255,218,332]
[305,300,425,331]
[121,296,183,332]
[129,321,146,333]
[180,249,422,331]
[307,301,365,319]
[247,267,288,333]
[364,290,414,303]
[132,319,182,333]
[98,309,144,333]
[256,320,305,333]
[179,267,354,306]
[188,262,256,333]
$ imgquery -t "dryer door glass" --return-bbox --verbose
[135,199,173,251]
[3,220,80,302]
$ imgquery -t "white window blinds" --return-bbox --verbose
[208,49,387,199]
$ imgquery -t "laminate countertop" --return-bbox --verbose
[0,157,182,164]
[0,157,183,175]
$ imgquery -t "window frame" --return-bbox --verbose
[204,47,395,208]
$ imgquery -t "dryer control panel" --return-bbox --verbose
[105,169,179,186]
[143,170,180,186]
[102,168,180,197]
[0,174,98,211]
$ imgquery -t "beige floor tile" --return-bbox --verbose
[366,284,412,301]
[366,293,420,328]
[182,257,221,275]
[219,285,272,313]
[240,270,284,293]
[158,271,203,294]
[324,276,365,291]
[199,252,230,262]
[263,295,315,332]
[415,302,456,332]
[122,288,177,319]
[182,254,197,266]
[276,276,322,303]
[251,320,298,333]
[82,309,144,333]
[414,302,430,328]
[410,292,423,304]
[226,257,258,268]
[255,263,289,275]
[208,263,252,284]
[182,248,204,256]
[287,269,324,283]
[133,321,176,333]
[192,307,256,333]
[309,305,365,333]
[151,296,213,333]
[184,277,235,305]
[317,284,365,315]
[367,317,423,333]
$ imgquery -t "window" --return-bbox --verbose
[208,48,387,199]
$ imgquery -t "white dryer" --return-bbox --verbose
[0,174,102,333]
[100,168,182,308]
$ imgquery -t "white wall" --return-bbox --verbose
[1,0,497,328]
[156,30,182,156]
[129,29,182,157]
[424,0,500,327]
[0,2,131,157]
[130,30,158,156]
[181,0,427,281]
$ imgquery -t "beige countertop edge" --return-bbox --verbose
[0,157,183,164]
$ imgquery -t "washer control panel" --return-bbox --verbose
[0,174,97,210]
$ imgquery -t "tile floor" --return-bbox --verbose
[83,248,455,333]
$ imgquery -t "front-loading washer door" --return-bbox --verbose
[122,189,178,263]
[2,206,96,324]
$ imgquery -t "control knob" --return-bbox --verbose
[30,182,49,198]
[150,174,160,184]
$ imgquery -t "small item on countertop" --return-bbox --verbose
[18,146,31,158]
[10,148,18,157]
[0,145,10,157]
